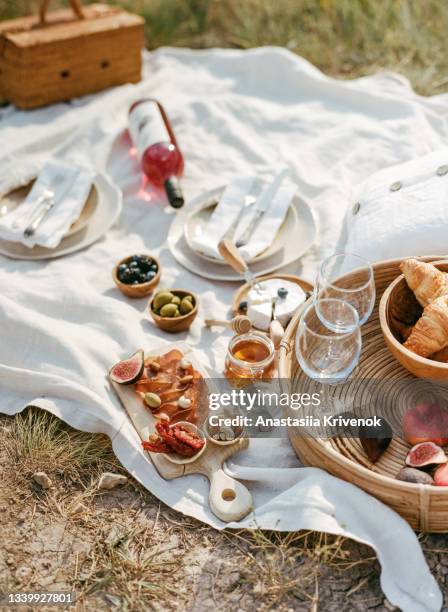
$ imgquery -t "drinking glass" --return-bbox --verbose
[295,299,362,383]
[314,252,375,328]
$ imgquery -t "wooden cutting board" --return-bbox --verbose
[111,342,253,523]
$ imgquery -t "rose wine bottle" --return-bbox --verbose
[129,99,185,208]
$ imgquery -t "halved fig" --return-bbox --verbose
[434,463,448,486]
[403,403,448,446]
[396,467,434,485]
[405,442,446,468]
[109,349,144,384]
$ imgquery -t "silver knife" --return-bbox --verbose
[236,168,289,248]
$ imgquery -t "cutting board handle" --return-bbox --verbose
[40,0,85,23]
[209,468,253,523]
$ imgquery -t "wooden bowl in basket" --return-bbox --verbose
[278,256,448,532]
[113,254,161,299]
[379,260,448,380]
[149,290,198,333]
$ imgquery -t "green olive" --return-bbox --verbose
[180,298,194,315]
[144,392,161,408]
[171,296,181,305]
[160,303,178,317]
[183,295,194,304]
[174,308,180,317]
[153,291,175,311]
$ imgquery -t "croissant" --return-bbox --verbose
[404,295,448,358]
[400,259,448,307]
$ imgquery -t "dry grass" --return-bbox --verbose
[2,407,119,484]
[0,408,388,610]
[2,0,448,95]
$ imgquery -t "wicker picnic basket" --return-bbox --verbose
[0,0,144,109]
[278,256,448,532]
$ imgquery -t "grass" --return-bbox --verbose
[1,0,448,95]
[0,408,385,610]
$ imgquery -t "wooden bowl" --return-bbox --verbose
[278,256,448,532]
[149,290,198,333]
[379,259,448,380]
[112,254,161,299]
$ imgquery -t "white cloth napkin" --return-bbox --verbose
[236,177,296,260]
[189,171,295,261]
[337,148,448,262]
[0,159,95,249]
[0,47,445,611]
[189,175,255,258]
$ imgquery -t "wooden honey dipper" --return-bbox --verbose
[205,314,252,334]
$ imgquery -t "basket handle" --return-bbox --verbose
[39,0,85,24]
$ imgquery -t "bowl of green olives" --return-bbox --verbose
[149,289,198,333]
[113,254,161,298]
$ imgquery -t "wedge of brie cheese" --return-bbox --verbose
[247,279,306,331]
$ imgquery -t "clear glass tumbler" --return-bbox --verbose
[295,298,362,384]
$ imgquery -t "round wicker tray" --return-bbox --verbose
[278,256,448,532]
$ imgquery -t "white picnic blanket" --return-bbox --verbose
[0,48,447,612]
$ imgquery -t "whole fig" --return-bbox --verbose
[359,418,392,463]
[396,467,434,485]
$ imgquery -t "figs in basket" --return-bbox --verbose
[359,418,392,463]
[434,463,448,486]
[396,467,434,485]
[405,442,446,468]
[109,349,144,384]
[403,403,448,446]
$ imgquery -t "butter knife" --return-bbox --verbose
[236,168,289,248]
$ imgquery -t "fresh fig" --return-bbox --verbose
[396,467,434,485]
[405,442,446,468]
[403,403,448,446]
[359,418,392,463]
[109,349,144,385]
[434,463,448,486]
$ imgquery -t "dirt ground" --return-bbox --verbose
[0,409,447,612]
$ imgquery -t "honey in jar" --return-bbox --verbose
[224,332,275,381]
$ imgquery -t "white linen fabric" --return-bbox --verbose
[0,47,447,611]
[339,148,448,262]
[0,159,94,248]
[236,172,296,261]
[188,174,255,257]
[189,169,295,261]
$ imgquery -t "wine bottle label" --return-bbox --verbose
[129,101,171,157]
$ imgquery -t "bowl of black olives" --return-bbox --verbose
[113,254,161,298]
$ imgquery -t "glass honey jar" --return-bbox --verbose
[224,332,275,382]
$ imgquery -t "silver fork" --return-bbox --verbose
[12,188,54,229]
[23,197,55,238]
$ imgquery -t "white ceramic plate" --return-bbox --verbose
[168,186,317,281]
[0,182,97,238]
[184,189,296,265]
[0,173,122,260]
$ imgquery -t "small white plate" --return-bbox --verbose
[0,173,122,261]
[168,186,317,282]
[184,190,296,265]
